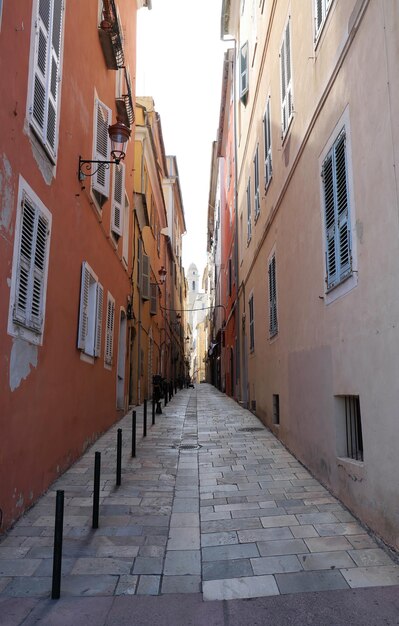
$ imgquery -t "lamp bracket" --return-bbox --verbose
[78,156,121,181]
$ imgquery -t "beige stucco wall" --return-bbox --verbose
[235,0,399,548]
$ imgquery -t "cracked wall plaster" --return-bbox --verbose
[10,337,38,392]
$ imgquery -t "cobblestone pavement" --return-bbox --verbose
[1,384,398,603]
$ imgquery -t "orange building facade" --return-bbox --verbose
[0,0,151,532]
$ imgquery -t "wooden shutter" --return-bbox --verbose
[111,163,125,236]
[105,293,115,365]
[122,192,129,265]
[249,295,255,351]
[30,0,63,160]
[269,255,278,336]
[315,0,323,34]
[142,254,150,300]
[138,238,143,289]
[240,42,248,100]
[254,146,260,218]
[14,193,50,333]
[94,282,103,357]
[150,283,158,315]
[280,19,292,136]
[93,99,111,198]
[264,98,272,187]
[323,152,337,288]
[77,262,91,351]
[246,179,252,241]
[335,131,351,281]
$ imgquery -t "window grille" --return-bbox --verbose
[344,395,363,461]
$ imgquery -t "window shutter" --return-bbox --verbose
[14,194,50,332]
[142,254,150,300]
[280,19,292,136]
[111,163,125,236]
[105,293,115,365]
[269,255,278,336]
[77,262,91,351]
[138,238,143,289]
[335,132,351,280]
[246,179,252,242]
[122,192,129,264]
[94,282,103,357]
[315,0,323,33]
[93,99,111,198]
[150,283,158,315]
[264,98,272,187]
[323,152,337,287]
[240,42,249,101]
[29,0,63,160]
[254,146,260,218]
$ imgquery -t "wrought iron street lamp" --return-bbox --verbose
[78,119,131,181]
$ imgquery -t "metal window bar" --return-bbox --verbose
[345,396,363,461]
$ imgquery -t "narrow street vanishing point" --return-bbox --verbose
[1,385,398,625]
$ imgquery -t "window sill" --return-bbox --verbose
[80,352,95,365]
[325,272,357,305]
[337,456,365,481]
[8,323,43,346]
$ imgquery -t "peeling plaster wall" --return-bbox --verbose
[9,337,38,392]
[0,153,14,236]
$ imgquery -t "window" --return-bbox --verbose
[315,0,332,39]
[122,192,129,266]
[28,0,64,161]
[77,262,103,358]
[249,293,255,352]
[239,41,249,102]
[104,292,115,366]
[280,17,293,138]
[111,163,125,237]
[336,395,364,462]
[0,0,3,30]
[150,283,158,315]
[253,146,260,220]
[246,178,252,242]
[92,98,112,206]
[192,281,195,290]
[141,253,150,300]
[263,97,272,188]
[322,129,352,291]
[273,394,280,425]
[268,253,278,337]
[8,178,52,345]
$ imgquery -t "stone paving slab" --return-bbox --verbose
[0,384,398,607]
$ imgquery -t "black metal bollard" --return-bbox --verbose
[131,410,136,458]
[116,428,122,486]
[51,490,64,600]
[152,396,155,425]
[92,452,101,529]
[143,399,147,437]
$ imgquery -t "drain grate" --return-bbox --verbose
[238,427,265,432]
[172,443,202,450]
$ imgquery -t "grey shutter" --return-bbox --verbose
[105,294,115,365]
[246,179,252,241]
[14,194,50,332]
[94,282,103,357]
[142,254,150,300]
[240,42,248,100]
[335,131,351,281]
[323,152,337,288]
[269,255,278,336]
[77,262,91,350]
[254,147,260,218]
[93,99,111,198]
[138,238,143,290]
[111,163,125,236]
[150,283,157,315]
[315,0,323,34]
[264,98,272,186]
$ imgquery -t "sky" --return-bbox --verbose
[136,0,228,280]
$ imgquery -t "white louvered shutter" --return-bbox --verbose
[142,254,150,300]
[263,98,272,187]
[77,262,91,351]
[111,163,125,236]
[335,131,351,281]
[14,194,50,333]
[240,42,248,100]
[246,179,252,242]
[93,99,111,198]
[280,19,293,136]
[150,283,157,315]
[30,0,63,160]
[138,238,143,289]
[254,147,260,218]
[94,283,103,357]
[105,294,115,365]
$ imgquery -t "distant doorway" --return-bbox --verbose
[117,310,127,409]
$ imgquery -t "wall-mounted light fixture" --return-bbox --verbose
[78,119,131,181]
[158,266,167,284]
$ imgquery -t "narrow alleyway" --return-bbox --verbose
[1,384,398,625]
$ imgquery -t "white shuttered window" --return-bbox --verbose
[92,98,112,201]
[263,97,272,188]
[111,163,125,236]
[29,0,64,161]
[77,261,103,358]
[315,0,332,39]
[142,254,150,300]
[246,179,252,242]
[8,180,52,345]
[253,146,260,220]
[280,17,293,138]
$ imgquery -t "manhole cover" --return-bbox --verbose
[238,427,264,432]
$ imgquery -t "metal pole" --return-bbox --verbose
[132,410,136,458]
[152,396,155,425]
[143,399,147,437]
[51,490,64,600]
[92,452,101,529]
[116,428,122,486]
